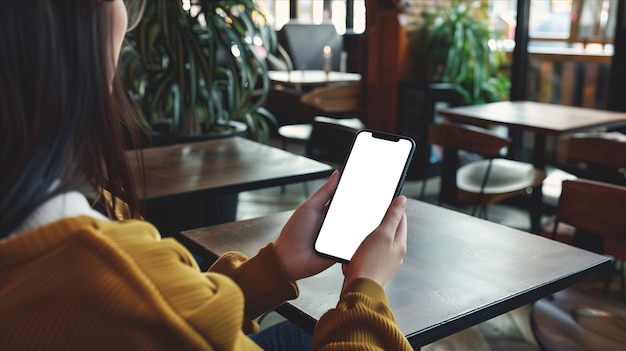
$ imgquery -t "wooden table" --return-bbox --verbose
[437,101,626,232]
[179,198,611,349]
[127,137,333,235]
[268,70,361,88]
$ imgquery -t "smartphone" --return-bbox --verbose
[314,129,415,263]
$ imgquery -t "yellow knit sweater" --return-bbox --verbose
[0,216,411,350]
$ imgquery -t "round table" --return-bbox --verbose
[268,70,361,87]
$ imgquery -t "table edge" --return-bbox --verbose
[142,168,333,201]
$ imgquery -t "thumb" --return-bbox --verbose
[303,170,340,208]
[378,195,407,235]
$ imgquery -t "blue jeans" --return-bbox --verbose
[250,320,312,351]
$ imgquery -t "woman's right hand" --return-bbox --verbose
[342,195,408,288]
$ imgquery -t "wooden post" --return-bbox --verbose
[365,0,407,133]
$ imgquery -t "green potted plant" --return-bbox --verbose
[409,0,510,104]
[121,0,278,145]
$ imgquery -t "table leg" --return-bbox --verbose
[145,193,239,237]
[530,134,547,233]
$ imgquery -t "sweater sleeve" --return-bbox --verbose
[101,220,286,350]
[311,278,413,351]
[209,242,299,333]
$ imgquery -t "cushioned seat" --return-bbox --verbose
[457,158,537,194]
[428,122,545,220]
[277,116,364,145]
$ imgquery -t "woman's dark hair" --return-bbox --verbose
[0,0,144,236]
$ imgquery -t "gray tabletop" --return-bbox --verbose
[180,198,611,348]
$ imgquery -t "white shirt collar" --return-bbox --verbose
[7,191,109,239]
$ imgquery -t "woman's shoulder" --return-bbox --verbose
[93,218,202,275]
[0,215,233,350]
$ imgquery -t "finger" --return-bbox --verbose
[303,170,340,208]
[395,213,408,256]
[377,195,407,235]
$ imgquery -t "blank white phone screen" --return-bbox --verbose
[314,131,414,262]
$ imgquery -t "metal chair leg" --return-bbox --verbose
[471,159,493,218]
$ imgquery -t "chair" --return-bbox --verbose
[541,132,626,239]
[276,82,364,150]
[289,117,362,197]
[425,122,546,221]
[264,87,320,131]
[304,117,362,169]
[541,178,626,293]
[265,43,294,72]
[396,82,464,181]
[531,179,626,351]
[300,82,362,116]
[554,131,626,185]
[277,22,343,71]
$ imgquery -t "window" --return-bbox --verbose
[256,0,365,34]
[528,0,573,39]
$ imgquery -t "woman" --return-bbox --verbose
[0,1,411,350]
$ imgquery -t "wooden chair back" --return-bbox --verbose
[429,122,511,157]
[305,118,360,168]
[300,82,362,115]
[567,132,626,169]
[554,179,626,258]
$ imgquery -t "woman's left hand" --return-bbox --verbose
[274,171,340,281]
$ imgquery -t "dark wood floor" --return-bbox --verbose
[236,140,625,351]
